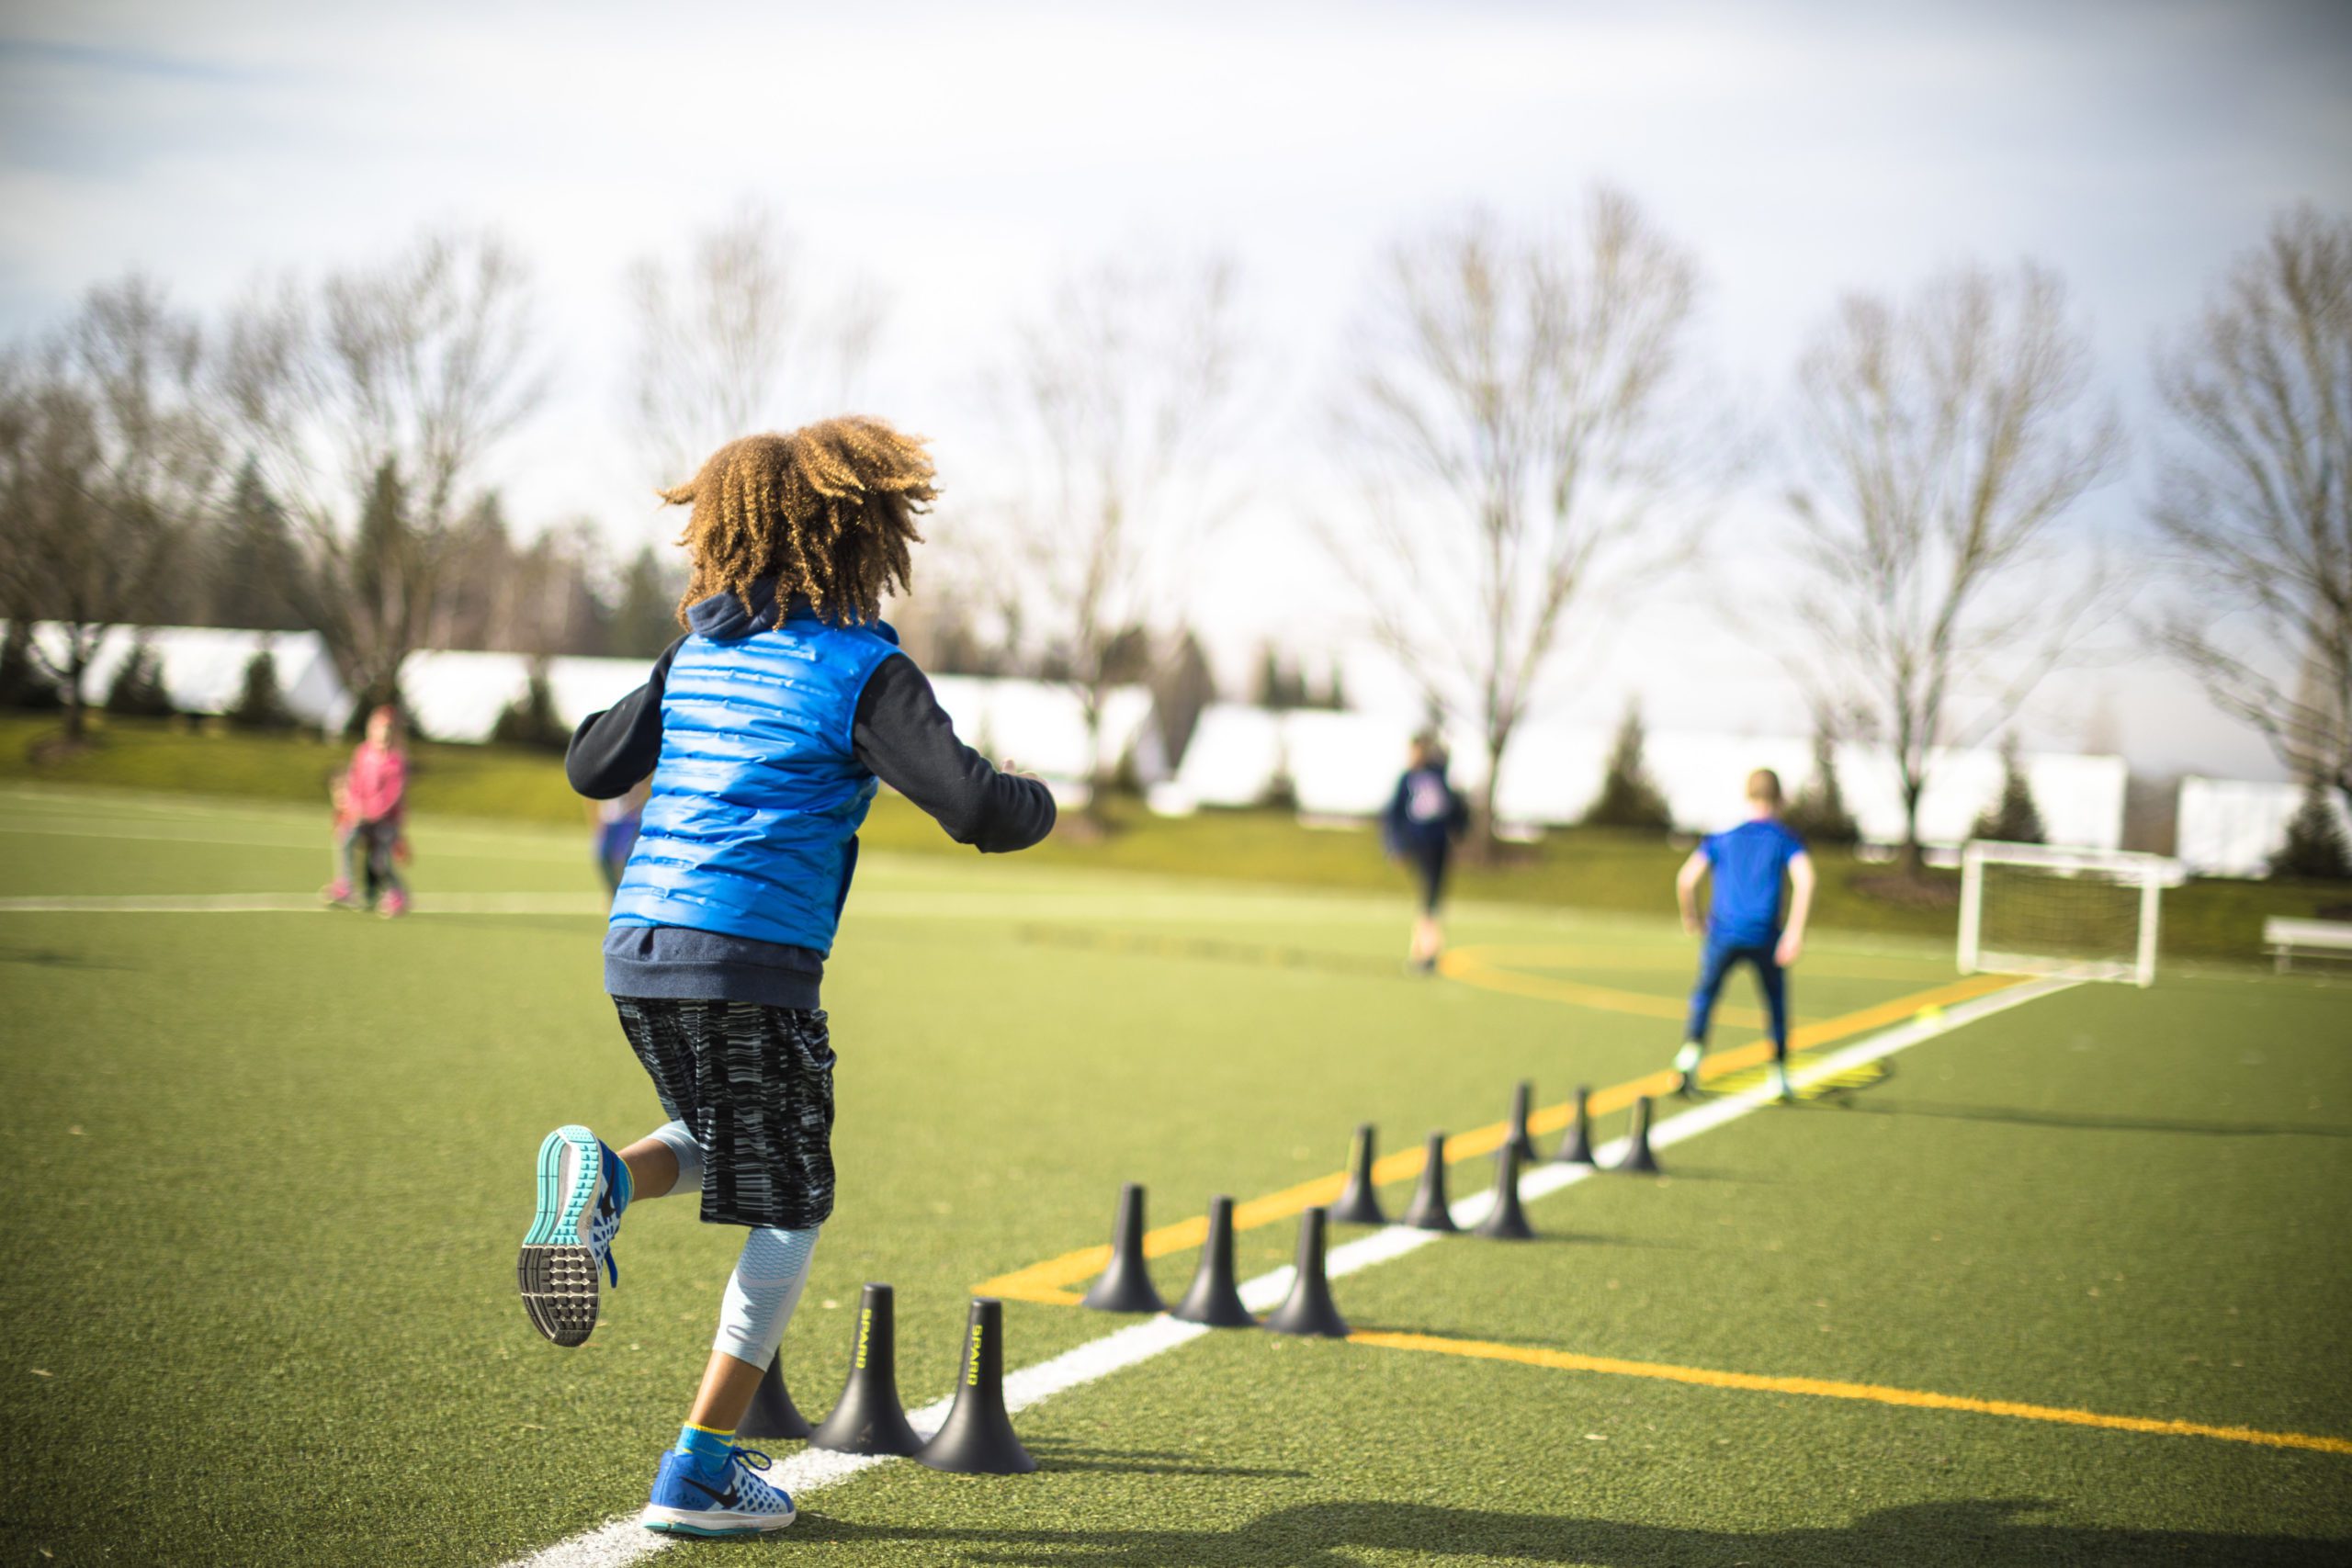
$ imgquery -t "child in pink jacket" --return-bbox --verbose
[324,705,411,917]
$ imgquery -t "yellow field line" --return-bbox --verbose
[1438,946,1766,1026]
[972,971,2019,1305]
[1349,1329,2352,1456]
[1442,942,1957,983]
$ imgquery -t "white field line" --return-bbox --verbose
[0,890,1413,923]
[502,975,2077,1568]
[0,892,609,915]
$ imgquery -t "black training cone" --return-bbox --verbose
[1170,1195,1257,1327]
[1328,1123,1387,1226]
[735,1353,811,1440]
[808,1282,923,1456]
[1080,1182,1167,1314]
[1616,1096,1662,1175]
[1473,1141,1536,1240]
[1400,1132,1458,1231]
[1507,1081,1538,1164]
[917,1298,1037,1474]
[1555,1084,1596,1165]
[1263,1207,1350,1337]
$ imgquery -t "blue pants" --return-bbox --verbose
[1686,939,1788,1059]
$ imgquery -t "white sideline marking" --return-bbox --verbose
[502,976,2076,1568]
[0,893,607,915]
[0,889,1409,923]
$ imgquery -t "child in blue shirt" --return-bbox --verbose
[1673,768,1815,1101]
[516,419,1056,1538]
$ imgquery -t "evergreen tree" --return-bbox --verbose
[227,647,297,730]
[1785,726,1860,844]
[0,620,61,710]
[1253,645,1308,709]
[1584,700,1673,830]
[1149,627,1217,764]
[1101,626,1153,685]
[206,458,310,630]
[491,662,570,751]
[2270,780,2352,881]
[610,545,683,659]
[337,461,415,729]
[1972,735,2046,843]
[104,640,174,717]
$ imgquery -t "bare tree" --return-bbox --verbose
[2149,206,2352,811]
[1785,262,2120,874]
[0,276,222,739]
[218,230,542,716]
[626,204,885,486]
[1325,189,1717,846]
[978,254,1244,807]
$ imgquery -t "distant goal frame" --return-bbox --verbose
[1957,840,2186,989]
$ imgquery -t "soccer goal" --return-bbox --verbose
[1957,840,2184,988]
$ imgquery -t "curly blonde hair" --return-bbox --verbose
[662,416,936,627]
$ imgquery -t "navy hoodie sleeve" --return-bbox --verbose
[853,657,1056,852]
[565,637,684,798]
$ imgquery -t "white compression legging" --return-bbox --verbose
[636,1121,820,1371]
[713,1224,820,1368]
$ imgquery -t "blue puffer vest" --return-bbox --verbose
[607,587,901,954]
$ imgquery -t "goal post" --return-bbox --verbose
[1957,840,2184,988]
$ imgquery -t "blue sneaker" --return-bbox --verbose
[641,1446,797,1537]
[516,1124,630,1347]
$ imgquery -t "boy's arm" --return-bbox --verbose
[1675,848,1710,935]
[853,658,1056,852]
[1777,852,1815,965]
[566,637,685,799]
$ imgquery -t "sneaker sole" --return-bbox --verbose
[641,1505,797,1536]
[518,1126,603,1348]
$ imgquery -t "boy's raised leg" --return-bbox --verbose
[516,1125,632,1348]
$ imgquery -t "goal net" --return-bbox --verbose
[1958,841,2182,988]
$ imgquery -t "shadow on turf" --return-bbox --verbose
[786,1498,2348,1565]
[1846,1099,2352,1141]
[0,943,133,970]
[1018,1439,1306,1480]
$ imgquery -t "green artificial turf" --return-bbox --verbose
[0,786,2347,1566]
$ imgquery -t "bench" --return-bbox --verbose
[2264,917,2352,974]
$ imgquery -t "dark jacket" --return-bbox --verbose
[1383,764,1469,858]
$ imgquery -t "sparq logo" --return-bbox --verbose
[854,1307,872,1370]
[965,1324,985,1386]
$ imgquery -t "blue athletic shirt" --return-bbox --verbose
[1702,818,1807,947]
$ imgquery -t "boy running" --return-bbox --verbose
[521,419,1055,1539]
[1672,768,1814,1101]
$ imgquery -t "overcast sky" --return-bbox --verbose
[5,0,2349,778]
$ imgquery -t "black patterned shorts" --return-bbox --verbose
[612,997,837,1230]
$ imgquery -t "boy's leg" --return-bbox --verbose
[642,1224,820,1537]
[1677,940,1735,1093]
[619,1121,701,1202]
[1409,848,1447,967]
[1751,949,1793,1099]
[692,1225,820,1427]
